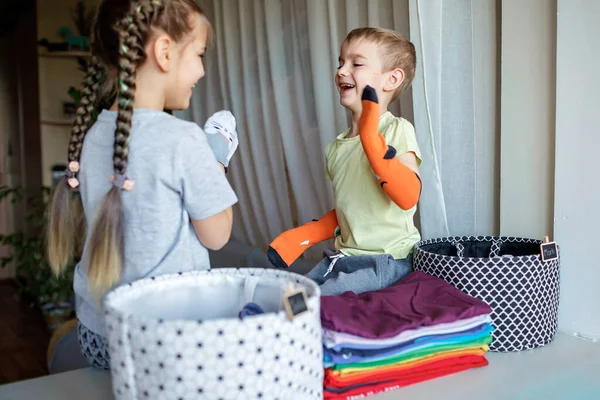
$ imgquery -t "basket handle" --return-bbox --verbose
[450,240,465,257]
[241,276,259,308]
[450,238,504,258]
[489,238,503,257]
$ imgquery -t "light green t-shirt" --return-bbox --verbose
[325,111,422,259]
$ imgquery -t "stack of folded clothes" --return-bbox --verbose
[320,271,494,399]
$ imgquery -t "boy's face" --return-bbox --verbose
[335,39,386,114]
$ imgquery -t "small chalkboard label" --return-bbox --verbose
[540,236,558,262]
[283,284,308,320]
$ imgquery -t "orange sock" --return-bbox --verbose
[359,86,422,210]
[268,209,339,268]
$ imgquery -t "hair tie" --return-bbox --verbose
[119,79,129,92]
[110,173,135,191]
[65,161,80,188]
[118,97,132,107]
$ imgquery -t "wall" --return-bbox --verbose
[554,0,600,340]
[499,0,556,239]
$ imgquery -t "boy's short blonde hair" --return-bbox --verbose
[344,27,416,102]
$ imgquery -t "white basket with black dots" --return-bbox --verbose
[103,268,323,400]
[413,236,560,352]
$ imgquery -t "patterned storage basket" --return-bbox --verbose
[413,236,560,352]
[103,268,323,400]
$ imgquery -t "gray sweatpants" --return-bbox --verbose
[305,250,413,296]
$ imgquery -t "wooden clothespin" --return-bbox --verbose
[540,235,558,262]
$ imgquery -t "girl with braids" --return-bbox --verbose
[46,0,238,369]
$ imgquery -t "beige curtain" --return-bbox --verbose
[409,0,499,237]
[179,0,499,265]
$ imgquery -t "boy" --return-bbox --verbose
[268,27,422,296]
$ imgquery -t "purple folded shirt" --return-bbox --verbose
[320,271,492,339]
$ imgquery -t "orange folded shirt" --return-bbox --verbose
[324,354,488,388]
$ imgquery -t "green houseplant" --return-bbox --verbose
[0,185,76,331]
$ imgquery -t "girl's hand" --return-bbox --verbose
[204,110,239,168]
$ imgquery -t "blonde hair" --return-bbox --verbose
[46,0,212,297]
[344,27,416,102]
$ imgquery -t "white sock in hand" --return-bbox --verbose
[204,110,239,167]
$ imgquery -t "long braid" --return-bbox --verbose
[113,18,138,176]
[112,1,164,177]
[47,57,103,274]
[70,57,103,163]
[87,1,164,296]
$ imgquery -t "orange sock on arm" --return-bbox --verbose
[267,209,339,268]
[359,86,422,210]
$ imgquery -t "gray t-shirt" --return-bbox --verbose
[74,108,238,336]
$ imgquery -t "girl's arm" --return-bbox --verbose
[186,111,239,251]
[191,208,232,251]
[191,164,233,250]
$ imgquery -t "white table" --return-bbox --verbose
[1,332,599,400]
